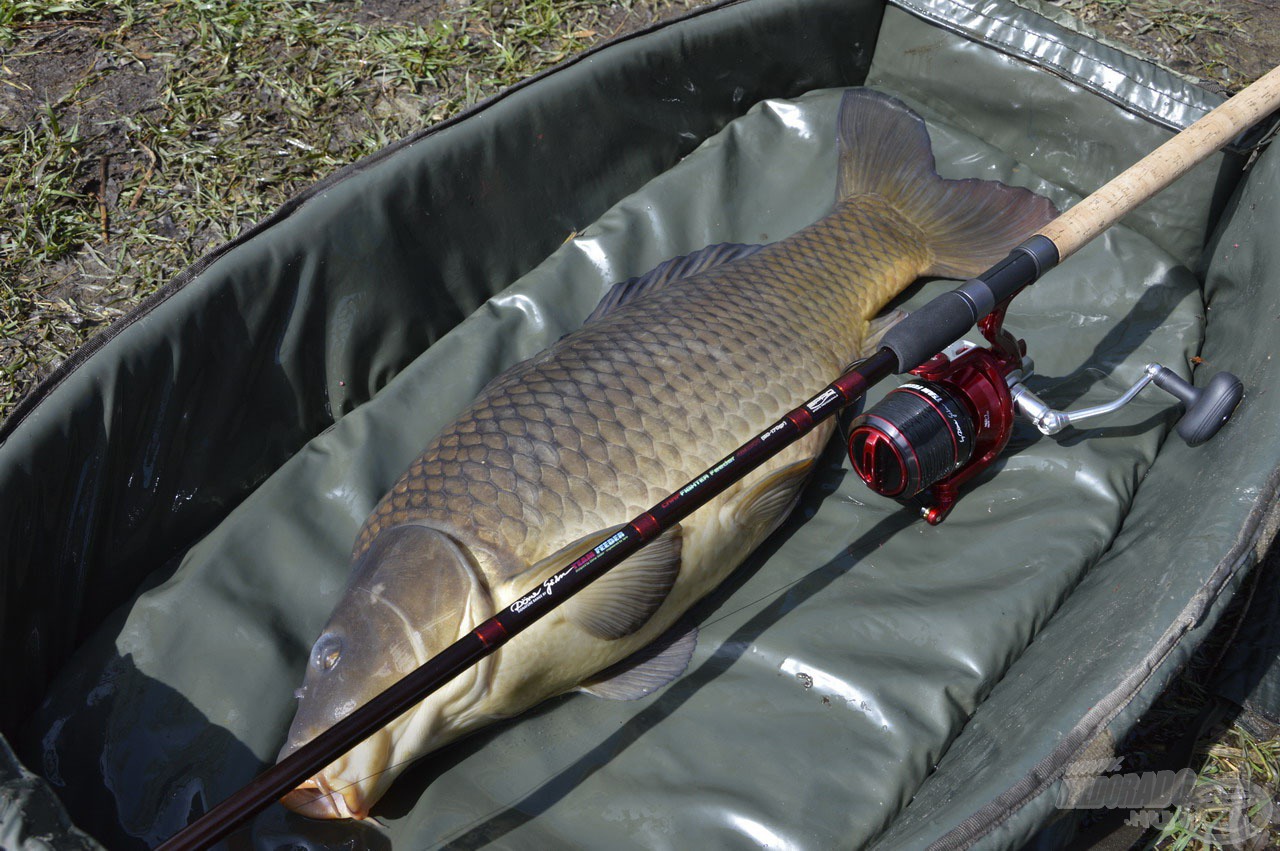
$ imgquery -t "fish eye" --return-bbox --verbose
[311,633,343,672]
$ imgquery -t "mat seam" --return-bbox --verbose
[886,0,1246,144]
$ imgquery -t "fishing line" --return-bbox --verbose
[284,725,494,818]
[286,759,413,812]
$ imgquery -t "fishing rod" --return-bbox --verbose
[158,63,1280,851]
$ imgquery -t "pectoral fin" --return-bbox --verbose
[564,525,683,639]
[579,623,699,700]
[521,524,684,640]
[732,458,817,533]
[520,527,625,581]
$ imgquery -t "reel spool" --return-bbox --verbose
[846,306,1244,524]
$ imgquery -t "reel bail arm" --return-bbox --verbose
[846,60,1280,523]
[847,242,1245,523]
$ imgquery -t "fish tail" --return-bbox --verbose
[836,89,1058,278]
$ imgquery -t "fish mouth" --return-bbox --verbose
[280,773,369,820]
[277,727,395,820]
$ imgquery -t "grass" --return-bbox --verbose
[0,0,674,419]
[1157,725,1280,848]
[0,105,100,408]
[1114,606,1280,850]
[0,1,108,40]
[1042,6,1280,848]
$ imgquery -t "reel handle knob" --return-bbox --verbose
[1150,366,1244,446]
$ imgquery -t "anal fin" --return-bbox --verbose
[579,622,699,700]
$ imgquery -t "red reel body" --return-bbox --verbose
[845,297,1244,523]
[846,308,1022,524]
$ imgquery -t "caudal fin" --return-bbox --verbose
[837,89,1057,278]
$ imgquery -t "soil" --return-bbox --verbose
[0,0,698,209]
[1051,0,1280,94]
[1,0,1277,413]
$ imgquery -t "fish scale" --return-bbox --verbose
[354,195,928,574]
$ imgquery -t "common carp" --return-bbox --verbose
[277,89,1056,819]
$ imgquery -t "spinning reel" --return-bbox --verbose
[845,302,1244,525]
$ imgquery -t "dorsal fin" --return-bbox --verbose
[585,242,763,323]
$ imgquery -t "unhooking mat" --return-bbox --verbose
[11,87,1210,847]
[3,1,1279,849]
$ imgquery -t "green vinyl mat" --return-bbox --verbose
[18,87,1205,849]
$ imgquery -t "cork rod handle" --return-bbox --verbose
[1038,63,1280,261]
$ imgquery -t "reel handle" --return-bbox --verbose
[1150,366,1244,446]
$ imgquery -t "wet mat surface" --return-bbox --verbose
[19,88,1202,849]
